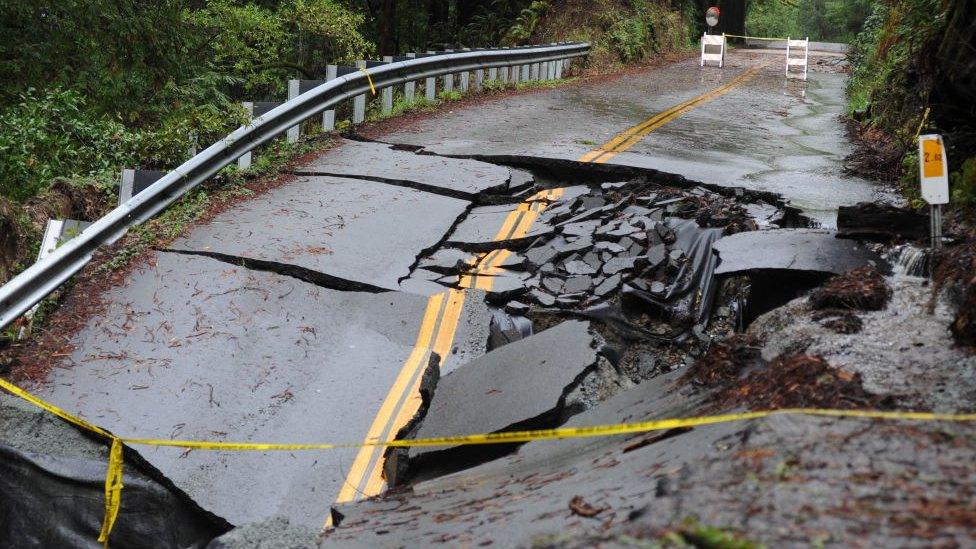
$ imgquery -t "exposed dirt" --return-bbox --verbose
[809,266,892,311]
[0,198,25,284]
[843,118,904,183]
[713,354,887,411]
[932,235,976,348]
[682,334,887,411]
[679,334,760,388]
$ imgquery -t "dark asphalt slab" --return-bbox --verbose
[713,228,887,275]
[292,138,521,198]
[405,320,598,464]
[36,252,490,527]
[377,53,890,227]
[171,175,469,292]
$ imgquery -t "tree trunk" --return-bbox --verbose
[377,0,397,55]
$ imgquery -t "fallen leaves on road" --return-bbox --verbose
[569,495,605,518]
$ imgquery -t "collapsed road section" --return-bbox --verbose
[4,137,898,546]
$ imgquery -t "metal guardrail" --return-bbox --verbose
[0,42,590,330]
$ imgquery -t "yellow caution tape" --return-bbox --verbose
[98,438,123,546]
[4,375,976,545]
[914,106,931,142]
[358,67,377,96]
[724,34,790,41]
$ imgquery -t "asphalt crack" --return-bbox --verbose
[283,171,488,202]
[162,249,390,293]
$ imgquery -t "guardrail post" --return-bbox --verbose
[16,218,91,340]
[187,133,198,159]
[239,102,254,170]
[443,50,454,93]
[531,62,540,81]
[119,168,135,204]
[426,51,437,102]
[500,66,509,84]
[286,79,300,143]
[323,66,338,130]
[474,66,484,91]
[459,49,471,92]
[381,56,395,114]
[405,53,416,103]
[354,60,367,123]
[522,62,531,82]
[488,67,498,82]
[555,57,563,79]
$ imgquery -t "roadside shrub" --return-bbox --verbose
[600,0,689,63]
[0,88,138,201]
[951,157,976,209]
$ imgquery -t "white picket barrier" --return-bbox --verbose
[785,37,809,80]
[700,33,725,68]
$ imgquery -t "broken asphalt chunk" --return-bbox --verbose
[388,321,601,484]
[713,229,888,276]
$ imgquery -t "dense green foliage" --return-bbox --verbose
[0,0,373,201]
[0,89,135,200]
[746,0,872,42]
[846,0,976,211]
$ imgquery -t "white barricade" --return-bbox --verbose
[786,37,809,80]
[700,33,725,68]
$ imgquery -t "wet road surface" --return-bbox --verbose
[30,48,891,533]
[380,50,889,227]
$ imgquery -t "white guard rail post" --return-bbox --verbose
[0,42,592,331]
[786,37,809,80]
[700,33,726,67]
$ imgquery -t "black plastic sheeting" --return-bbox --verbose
[0,442,229,548]
[627,219,723,323]
[521,218,725,343]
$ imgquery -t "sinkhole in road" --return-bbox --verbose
[376,150,834,487]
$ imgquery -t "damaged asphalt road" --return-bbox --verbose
[9,52,970,548]
[21,134,815,535]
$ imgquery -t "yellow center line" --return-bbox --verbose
[327,62,765,528]
[579,65,764,164]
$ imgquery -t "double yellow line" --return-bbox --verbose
[577,65,763,164]
[329,63,765,520]
[331,187,563,510]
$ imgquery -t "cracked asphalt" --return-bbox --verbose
[17,49,945,546]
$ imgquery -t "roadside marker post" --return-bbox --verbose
[786,37,809,80]
[919,134,949,250]
[700,33,726,67]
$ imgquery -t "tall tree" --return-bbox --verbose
[377,0,397,54]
